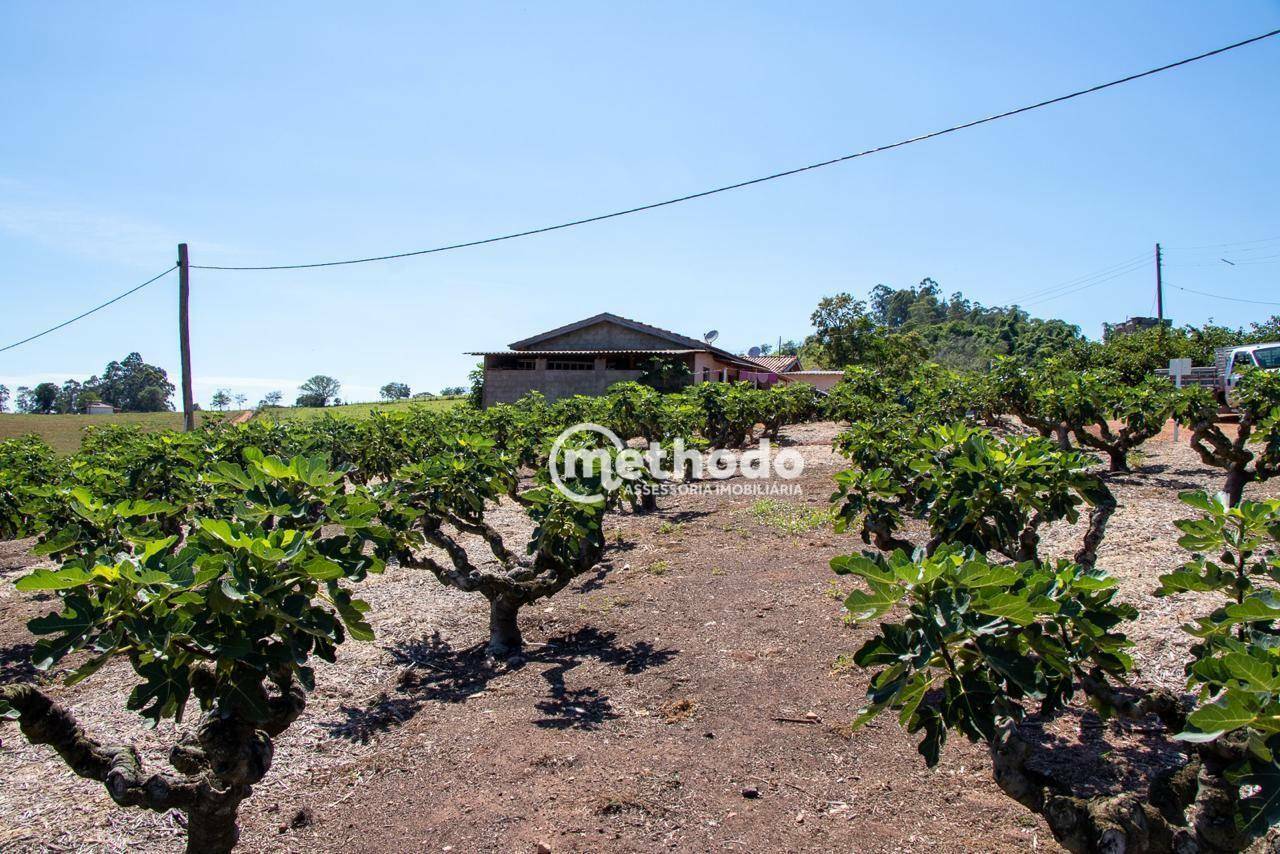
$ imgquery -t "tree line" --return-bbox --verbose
[0,352,174,414]
[800,277,1280,376]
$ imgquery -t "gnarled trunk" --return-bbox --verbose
[2,679,303,854]
[1223,466,1250,507]
[989,711,1258,854]
[487,594,524,657]
[186,799,243,854]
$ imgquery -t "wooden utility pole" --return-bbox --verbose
[178,243,195,432]
[1155,242,1164,322]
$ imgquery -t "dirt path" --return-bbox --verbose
[1,422,1275,853]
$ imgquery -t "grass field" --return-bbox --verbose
[0,397,464,454]
[261,396,462,422]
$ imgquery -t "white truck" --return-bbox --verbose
[1213,342,1280,406]
[1159,342,1280,406]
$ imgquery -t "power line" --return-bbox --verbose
[0,265,177,354]
[1166,251,1280,268]
[1008,253,1149,305]
[1021,262,1150,308]
[191,29,1280,272]
[1172,284,1280,307]
[1227,252,1280,264]
[1163,234,1280,251]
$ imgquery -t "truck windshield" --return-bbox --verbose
[1254,346,1280,370]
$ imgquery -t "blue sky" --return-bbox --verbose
[1,2,1277,406]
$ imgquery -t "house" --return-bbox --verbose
[747,354,844,391]
[469,313,845,406]
[86,402,116,415]
[469,313,764,407]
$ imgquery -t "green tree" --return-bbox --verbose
[295,375,340,408]
[379,381,411,401]
[210,389,232,411]
[0,451,384,853]
[54,379,83,414]
[383,434,610,656]
[257,390,283,409]
[1177,370,1280,505]
[0,384,8,412]
[776,339,801,356]
[28,382,59,414]
[467,363,485,408]
[806,282,1086,371]
[1248,314,1280,340]
[830,423,1280,851]
[636,356,692,393]
[86,352,174,412]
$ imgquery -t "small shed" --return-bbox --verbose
[86,403,115,415]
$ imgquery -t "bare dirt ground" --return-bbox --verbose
[1,420,1276,853]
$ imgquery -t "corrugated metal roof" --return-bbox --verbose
[748,355,801,373]
[467,349,702,356]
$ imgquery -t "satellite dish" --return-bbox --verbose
[747,346,763,357]
[703,330,719,344]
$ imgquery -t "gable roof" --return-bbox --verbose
[509,312,710,351]
[485,312,765,370]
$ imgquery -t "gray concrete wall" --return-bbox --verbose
[483,361,647,406]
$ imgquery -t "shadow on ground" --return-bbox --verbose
[323,626,677,743]
[1017,704,1191,800]
[0,643,37,685]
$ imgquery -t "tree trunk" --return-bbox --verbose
[1108,449,1129,473]
[1054,424,1071,451]
[487,595,524,657]
[1223,466,1250,507]
[185,801,242,854]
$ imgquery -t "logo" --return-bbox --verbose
[548,423,805,502]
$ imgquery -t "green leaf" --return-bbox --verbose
[956,560,1020,589]
[975,593,1037,627]
[1178,491,1221,513]
[113,499,179,518]
[897,671,935,726]
[303,557,345,581]
[1225,597,1280,624]
[850,702,887,731]
[1157,568,1222,595]
[64,648,116,686]
[1180,693,1257,741]
[843,580,904,622]
[196,518,252,549]
[127,661,191,723]
[831,554,895,584]
[27,604,96,641]
[222,670,270,723]
[1224,652,1280,692]
[219,579,247,601]
[15,567,93,591]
